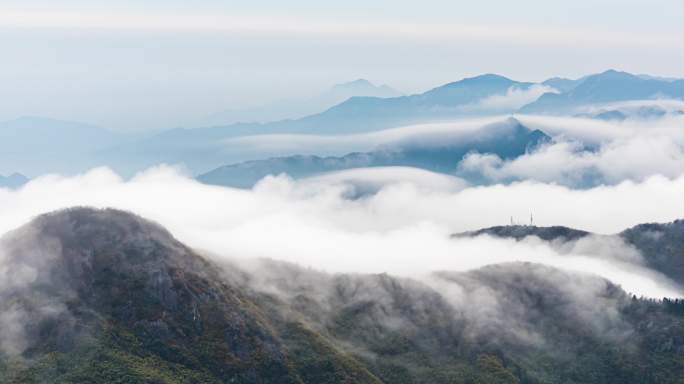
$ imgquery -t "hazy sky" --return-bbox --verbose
[1,0,683,130]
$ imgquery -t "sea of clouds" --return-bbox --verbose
[1,163,684,298]
[3,110,684,299]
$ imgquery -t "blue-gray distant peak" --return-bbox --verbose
[542,77,584,92]
[197,117,551,188]
[346,78,373,85]
[592,69,631,78]
[201,78,402,128]
[637,74,682,82]
[115,76,541,175]
[420,74,530,106]
[0,116,122,176]
[0,172,29,188]
[327,78,401,97]
[453,73,517,85]
[429,74,519,93]
[333,78,375,88]
[521,70,684,113]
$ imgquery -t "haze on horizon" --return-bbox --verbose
[1,0,684,131]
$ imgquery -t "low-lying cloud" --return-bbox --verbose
[219,117,500,160]
[458,84,558,113]
[459,135,684,186]
[1,165,684,299]
[218,114,684,190]
[577,99,684,118]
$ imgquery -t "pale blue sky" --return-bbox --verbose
[1,0,683,130]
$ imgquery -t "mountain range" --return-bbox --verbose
[4,70,684,177]
[148,69,684,148]
[145,74,534,140]
[197,118,550,188]
[456,220,684,286]
[1,207,683,383]
[202,79,402,126]
[95,74,539,176]
[0,116,124,177]
[522,70,684,114]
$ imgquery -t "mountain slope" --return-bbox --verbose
[456,219,684,287]
[621,220,684,286]
[0,208,380,383]
[542,77,585,93]
[2,208,684,383]
[455,224,590,242]
[0,173,28,189]
[522,70,684,114]
[103,75,536,175]
[298,74,533,131]
[197,118,550,188]
[203,79,401,126]
[0,117,122,176]
[213,74,532,135]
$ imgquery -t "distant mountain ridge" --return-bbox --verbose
[329,78,399,96]
[456,219,684,286]
[7,70,684,177]
[0,116,123,176]
[541,77,585,93]
[0,173,28,189]
[197,118,551,188]
[112,76,539,175]
[113,70,684,176]
[154,74,533,140]
[202,78,402,126]
[522,70,684,113]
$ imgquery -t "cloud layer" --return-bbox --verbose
[2,165,684,298]
[219,114,684,187]
[459,135,684,185]
[458,84,558,113]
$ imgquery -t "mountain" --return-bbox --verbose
[2,207,684,383]
[9,71,684,177]
[455,224,590,242]
[456,219,684,286]
[281,74,535,133]
[575,103,684,121]
[202,74,529,133]
[197,118,551,188]
[203,79,401,126]
[0,208,380,383]
[104,75,536,176]
[541,77,584,93]
[521,70,684,114]
[0,173,29,189]
[621,220,684,286]
[638,74,682,82]
[329,79,398,96]
[0,116,123,176]
[575,109,629,121]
